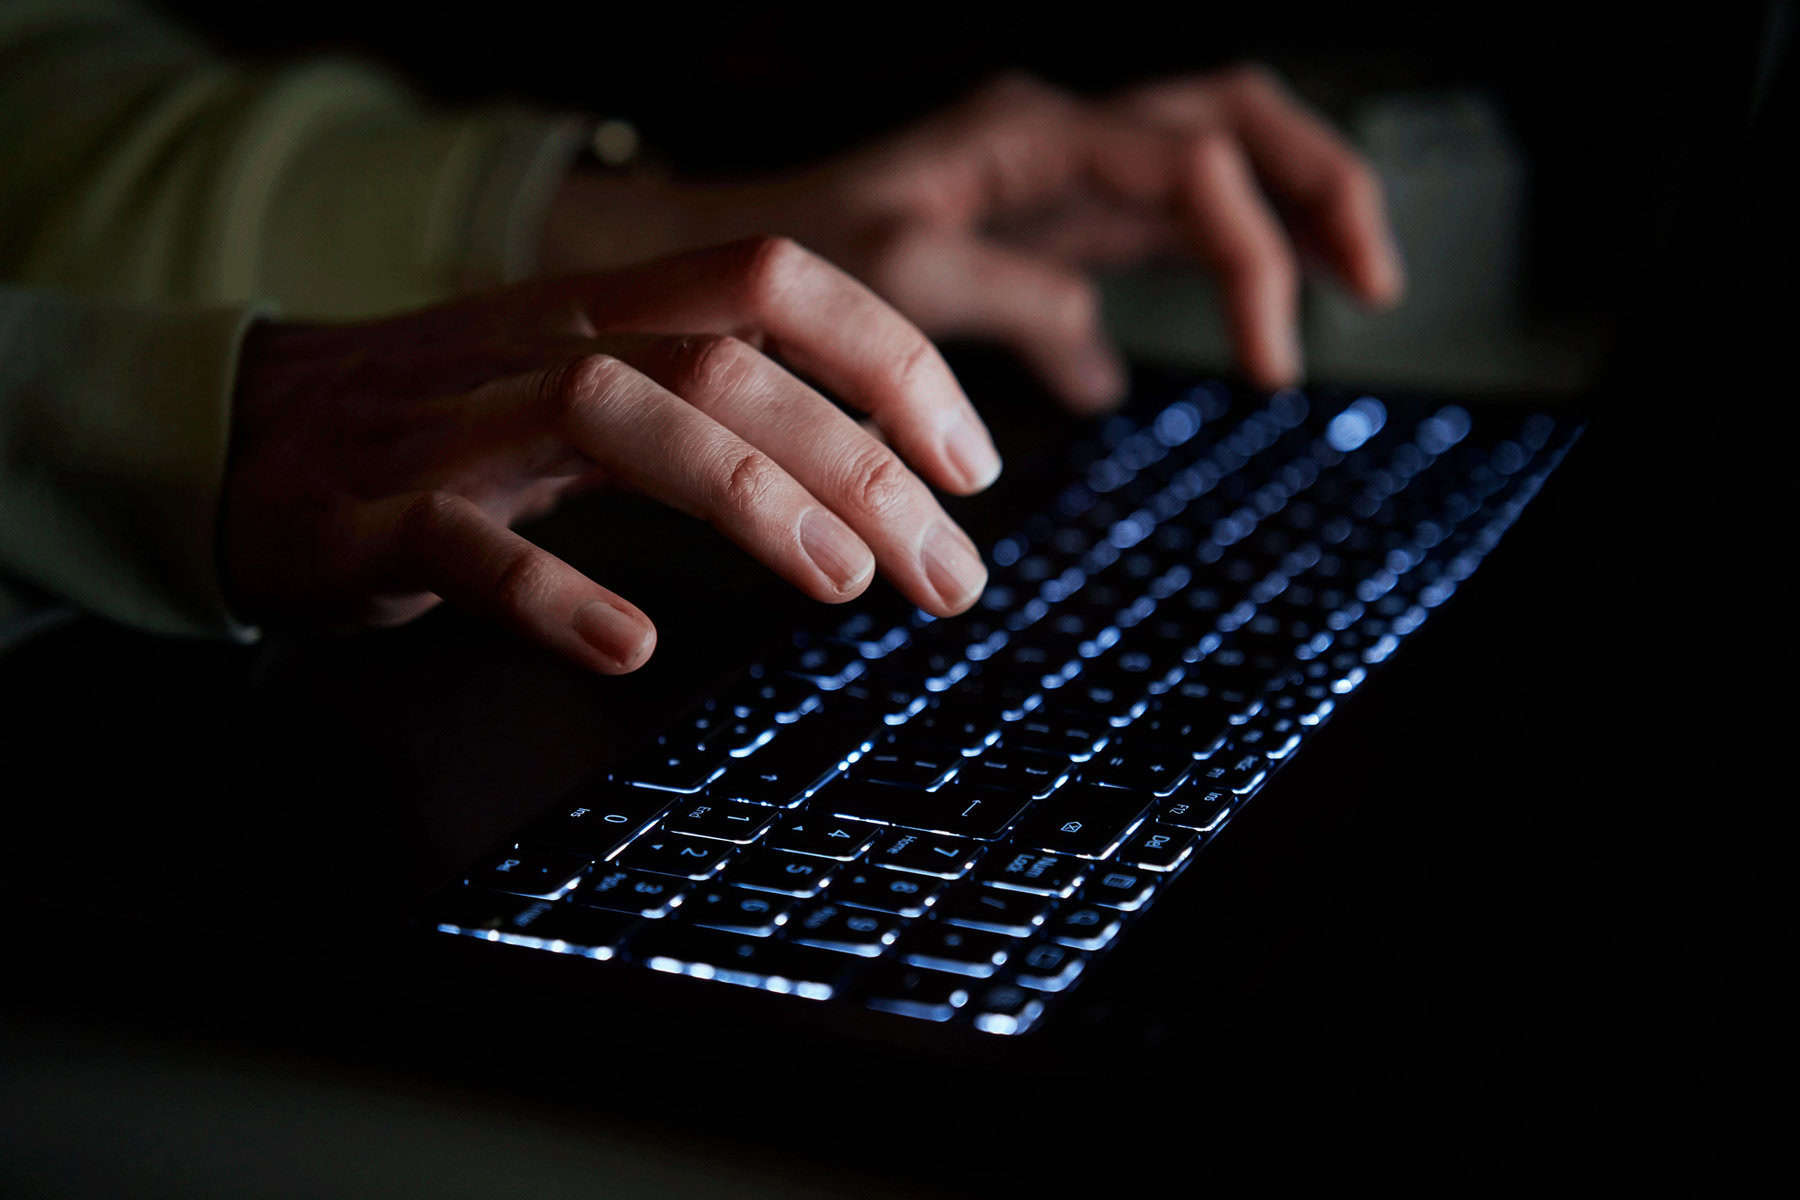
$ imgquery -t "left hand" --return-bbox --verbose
[541,66,1405,411]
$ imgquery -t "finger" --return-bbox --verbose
[1128,68,1405,304]
[381,491,656,674]
[861,224,1127,414]
[560,237,1003,496]
[626,333,989,614]
[905,74,1095,219]
[916,104,1301,390]
[998,199,1180,266]
[1176,131,1303,390]
[517,352,912,608]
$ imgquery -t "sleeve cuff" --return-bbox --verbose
[460,111,594,288]
[0,287,268,640]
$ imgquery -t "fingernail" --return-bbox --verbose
[573,600,645,668]
[921,523,987,612]
[800,507,874,594]
[943,414,1002,492]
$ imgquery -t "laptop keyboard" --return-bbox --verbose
[430,380,1582,1036]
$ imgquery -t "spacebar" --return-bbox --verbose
[823,779,1031,840]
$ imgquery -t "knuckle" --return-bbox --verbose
[1224,61,1283,98]
[493,550,557,618]
[736,234,810,310]
[973,71,1058,113]
[846,445,913,520]
[400,489,466,540]
[553,352,631,423]
[1325,159,1383,217]
[1228,238,1299,296]
[885,335,937,398]
[716,447,782,519]
[1046,276,1103,339]
[1182,126,1235,170]
[670,333,755,402]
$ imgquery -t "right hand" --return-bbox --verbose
[544,68,1404,412]
[222,237,1000,674]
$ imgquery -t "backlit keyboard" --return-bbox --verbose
[430,380,1581,1036]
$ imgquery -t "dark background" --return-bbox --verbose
[4,2,1788,1191]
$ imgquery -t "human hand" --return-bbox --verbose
[222,238,999,674]
[542,67,1404,412]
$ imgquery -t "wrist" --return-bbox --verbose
[538,165,835,276]
[539,168,689,275]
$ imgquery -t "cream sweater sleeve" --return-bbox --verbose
[0,1,590,637]
[0,287,262,637]
[0,0,589,316]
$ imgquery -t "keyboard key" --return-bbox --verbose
[1116,714,1229,760]
[1047,904,1123,951]
[978,850,1088,898]
[1116,822,1199,872]
[433,891,636,959]
[609,748,727,794]
[507,904,639,957]
[1157,788,1232,832]
[661,799,777,844]
[704,772,816,810]
[1084,867,1157,912]
[695,716,779,759]
[894,707,1002,755]
[710,716,878,808]
[868,831,984,878]
[953,753,1068,800]
[788,903,901,956]
[864,648,970,694]
[825,778,1031,841]
[617,832,733,880]
[1190,752,1269,795]
[948,674,1043,721]
[469,851,590,899]
[1009,783,1151,859]
[1036,682,1136,729]
[765,815,880,860]
[854,751,957,790]
[934,886,1052,937]
[829,868,943,918]
[1075,747,1193,795]
[521,791,671,860]
[573,868,688,918]
[1004,718,1109,760]
[899,924,1013,977]
[1076,649,1163,699]
[680,887,790,936]
[861,963,972,1022]
[972,984,1047,1036]
[1013,942,1087,992]
[725,849,837,897]
[818,612,909,659]
[784,642,867,689]
[430,888,548,936]
[631,926,844,999]
[829,678,928,723]
[725,671,821,723]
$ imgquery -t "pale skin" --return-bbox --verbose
[222,68,1402,674]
